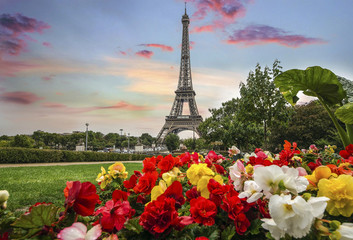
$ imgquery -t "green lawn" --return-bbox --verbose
[0,163,143,213]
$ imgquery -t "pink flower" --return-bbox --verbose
[57,222,101,240]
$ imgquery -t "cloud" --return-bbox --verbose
[119,51,127,55]
[227,24,327,47]
[0,91,43,104]
[42,41,52,48]
[0,13,51,56]
[139,43,174,52]
[41,74,55,81]
[191,24,215,33]
[188,0,249,32]
[135,50,154,59]
[42,100,151,113]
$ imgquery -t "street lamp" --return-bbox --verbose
[85,123,89,151]
[119,129,123,151]
[127,133,130,153]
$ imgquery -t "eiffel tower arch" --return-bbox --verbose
[156,6,203,144]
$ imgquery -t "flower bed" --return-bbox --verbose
[1,141,353,239]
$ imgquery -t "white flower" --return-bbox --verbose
[238,180,263,203]
[338,223,353,240]
[243,152,256,163]
[254,165,308,197]
[263,194,329,239]
[0,190,9,209]
[57,222,102,240]
[261,218,285,240]
[229,160,247,191]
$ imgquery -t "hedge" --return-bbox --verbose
[0,147,152,164]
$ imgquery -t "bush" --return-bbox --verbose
[0,147,150,164]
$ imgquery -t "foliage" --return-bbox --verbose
[0,147,151,164]
[199,60,290,151]
[12,135,34,148]
[165,133,180,152]
[268,101,343,150]
[275,66,353,147]
[237,60,291,148]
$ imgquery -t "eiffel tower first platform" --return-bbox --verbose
[156,6,203,144]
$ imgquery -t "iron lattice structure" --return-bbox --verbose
[156,7,203,143]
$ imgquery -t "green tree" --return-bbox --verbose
[12,134,34,148]
[165,134,180,152]
[269,101,342,150]
[140,133,154,146]
[237,60,290,148]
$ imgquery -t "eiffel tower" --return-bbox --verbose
[156,5,203,143]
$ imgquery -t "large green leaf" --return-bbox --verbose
[335,103,353,124]
[12,204,60,229]
[274,66,346,105]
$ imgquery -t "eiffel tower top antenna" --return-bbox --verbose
[185,2,187,14]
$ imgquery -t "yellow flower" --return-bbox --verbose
[245,164,254,175]
[318,174,353,217]
[162,167,181,186]
[108,162,128,179]
[96,167,112,189]
[0,190,9,209]
[197,174,223,199]
[292,156,302,163]
[150,180,168,202]
[186,163,214,185]
[305,166,332,190]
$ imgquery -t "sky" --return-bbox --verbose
[1,0,353,138]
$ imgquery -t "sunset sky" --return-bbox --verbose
[1,0,353,138]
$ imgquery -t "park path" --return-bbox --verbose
[0,161,143,168]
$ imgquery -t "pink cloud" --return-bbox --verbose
[191,25,214,33]
[0,13,51,56]
[42,100,151,113]
[227,24,327,48]
[135,50,153,59]
[0,58,36,77]
[187,0,249,32]
[139,43,174,52]
[42,41,52,48]
[119,51,127,55]
[41,74,55,81]
[0,91,43,104]
[42,102,66,108]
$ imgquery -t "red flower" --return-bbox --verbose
[340,144,353,159]
[207,179,230,206]
[157,154,177,173]
[186,186,200,202]
[190,197,217,226]
[142,157,157,173]
[235,213,250,235]
[221,195,243,221]
[195,237,209,240]
[64,181,100,216]
[180,152,200,165]
[158,181,185,209]
[123,174,138,190]
[133,171,158,195]
[139,196,179,236]
[95,199,135,232]
[112,190,129,202]
[214,164,226,175]
[205,150,224,163]
[0,232,9,240]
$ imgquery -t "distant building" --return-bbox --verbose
[76,145,85,151]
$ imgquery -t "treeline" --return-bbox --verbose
[0,131,155,151]
[198,60,351,152]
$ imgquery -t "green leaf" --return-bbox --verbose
[11,204,60,229]
[335,103,353,124]
[248,218,262,235]
[207,228,220,240]
[274,66,346,105]
[221,225,236,240]
[124,218,143,234]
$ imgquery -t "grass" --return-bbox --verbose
[0,162,143,213]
